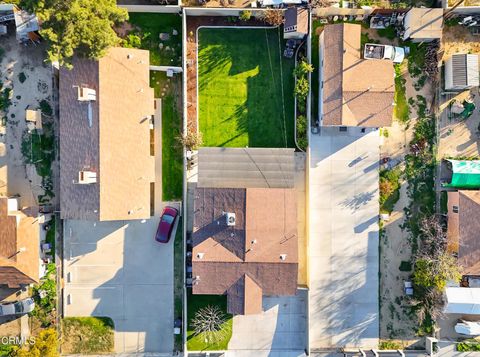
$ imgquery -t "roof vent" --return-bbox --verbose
[197,252,204,259]
[226,212,236,226]
[78,170,97,184]
[127,54,134,59]
[77,86,96,102]
[280,254,287,261]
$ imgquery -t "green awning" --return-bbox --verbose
[445,159,480,189]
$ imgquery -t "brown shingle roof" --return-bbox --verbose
[192,188,298,315]
[60,47,155,221]
[0,198,39,287]
[321,23,394,127]
[447,190,480,275]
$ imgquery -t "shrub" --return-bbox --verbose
[379,340,402,350]
[176,131,203,151]
[16,328,58,357]
[239,10,251,21]
[123,33,142,48]
[296,114,307,151]
[18,72,27,83]
[457,340,480,352]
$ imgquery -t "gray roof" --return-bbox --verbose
[450,54,479,88]
[197,147,295,188]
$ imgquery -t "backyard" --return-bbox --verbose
[197,27,295,148]
[123,13,183,201]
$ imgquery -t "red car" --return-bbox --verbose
[155,206,179,243]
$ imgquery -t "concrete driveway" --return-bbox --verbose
[308,127,380,349]
[63,218,174,353]
[227,289,307,356]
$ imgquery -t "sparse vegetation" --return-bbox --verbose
[62,317,114,354]
[15,328,58,357]
[18,72,27,83]
[379,340,402,350]
[31,263,57,329]
[177,131,203,151]
[262,9,284,26]
[239,10,251,21]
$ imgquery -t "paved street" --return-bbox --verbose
[63,219,174,353]
[308,127,380,349]
[228,289,307,356]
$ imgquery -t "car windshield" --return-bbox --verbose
[14,302,23,313]
[161,214,174,224]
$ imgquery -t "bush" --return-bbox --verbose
[457,340,480,352]
[379,340,402,350]
[239,10,251,21]
[16,328,58,357]
[123,33,142,48]
[379,167,402,213]
[296,114,307,151]
[39,100,53,117]
[18,72,27,84]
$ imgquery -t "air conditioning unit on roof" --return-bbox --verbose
[226,212,236,226]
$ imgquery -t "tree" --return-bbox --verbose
[239,10,252,22]
[262,9,284,26]
[21,0,128,67]
[413,253,461,291]
[191,305,227,344]
[176,131,203,151]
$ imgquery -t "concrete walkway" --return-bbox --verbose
[308,127,380,349]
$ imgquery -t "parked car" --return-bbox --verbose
[155,206,179,243]
[0,298,35,316]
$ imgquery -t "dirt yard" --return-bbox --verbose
[379,47,434,345]
[0,27,54,208]
[442,25,480,61]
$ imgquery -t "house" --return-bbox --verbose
[402,8,443,42]
[445,54,480,91]
[59,47,155,221]
[197,147,295,189]
[192,187,298,315]
[0,198,40,289]
[284,8,308,40]
[319,23,395,127]
[447,190,480,276]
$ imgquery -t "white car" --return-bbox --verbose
[0,298,35,316]
[364,43,406,64]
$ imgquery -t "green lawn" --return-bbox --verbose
[150,71,183,201]
[198,27,295,148]
[127,13,182,66]
[187,292,233,351]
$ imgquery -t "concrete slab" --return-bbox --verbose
[64,218,174,353]
[308,128,380,349]
[228,290,307,355]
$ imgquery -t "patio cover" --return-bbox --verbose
[197,147,295,188]
[444,160,480,189]
[445,287,480,314]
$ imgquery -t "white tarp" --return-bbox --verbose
[445,287,480,314]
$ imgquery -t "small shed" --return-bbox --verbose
[402,8,443,42]
[25,109,42,131]
[445,287,480,314]
[443,159,480,189]
[445,54,480,91]
[284,8,308,40]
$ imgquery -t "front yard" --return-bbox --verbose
[187,292,233,351]
[61,317,114,355]
[197,27,295,148]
